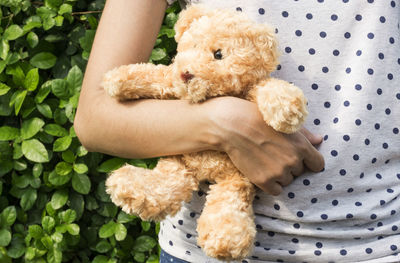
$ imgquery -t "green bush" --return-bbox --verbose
[0,1,180,262]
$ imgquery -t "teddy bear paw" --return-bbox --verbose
[257,82,308,134]
[196,210,256,260]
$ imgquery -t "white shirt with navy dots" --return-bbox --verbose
[161,0,400,262]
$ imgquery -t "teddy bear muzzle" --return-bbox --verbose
[181,71,195,83]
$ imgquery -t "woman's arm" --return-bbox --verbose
[74,0,216,158]
[74,0,324,195]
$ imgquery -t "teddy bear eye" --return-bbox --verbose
[213,49,223,60]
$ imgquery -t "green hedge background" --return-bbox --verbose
[0,1,180,262]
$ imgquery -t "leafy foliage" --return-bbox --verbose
[0,1,180,262]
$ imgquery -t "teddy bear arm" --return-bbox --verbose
[102,63,178,101]
[248,78,308,134]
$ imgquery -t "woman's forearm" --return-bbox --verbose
[75,95,220,158]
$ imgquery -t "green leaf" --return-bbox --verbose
[133,235,157,252]
[24,68,39,91]
[147,254,159,263]
[59,3,72,15]
[36,103,53,118]
[115,223,127,241]
[117,211,136,223]
[26,32,39,48]
[66,223,79,235]
[95,240,112,253]
[30,52,57,69]
[43,16,56,31]
[0,160,13,176]
[1,206,17,226]
[0,229,12,246]
[32,163,43,177]
[0,0,22,8]
[51,232,63,243]
[141,221,151,232]
[21,117,45,139]
[47,248,62,263]
[44,124,68,137]
[45,0,62,8]
[3,25,24,41]
[73,163,88,174]
[97,158,126,173]
[28,225,43,239]
[50,79,69,99]
[53,136,72,152]
[22,139,49,163]
[66,65,82,94]
[159,27,175,38]
[42,216,55,233]
[150,48,167,61]
[129,159,148,168]
[72,173,91,194]
[35,81,52,103]
[69,193,84,220]
[41,236,53,250]
[59,209,76,224]
[134,252,145,263]
[61,150,75,163]
[76,146,88,157]
[0,126,19,141]
[20,188,37,211]
[0,60,6,74]
[25,247,35,260]
[13,143,23,159]
[51,189,68,209]
[92,255,109,263]
[55,15,64,26]
[0,83,11,96]
[48,170,71,186]
[55,161,72,176]
[13,90,27,115]
[0,39,9,60]
[24,16,42,31]
[79,30,95,52]
[7,236,26,258]
[98,220,116,238]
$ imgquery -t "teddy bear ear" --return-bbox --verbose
[250,25,280,73]
[174,5,211,42]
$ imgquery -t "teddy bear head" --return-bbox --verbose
[171,5,280,103]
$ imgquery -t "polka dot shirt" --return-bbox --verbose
[161,0,400,262]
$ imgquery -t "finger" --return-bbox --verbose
[291,162,304,177]
[276,173,294,186]
[267,183,283,196]
[256,181,283,195]
[300,127,323,146]
[303,146,325,172]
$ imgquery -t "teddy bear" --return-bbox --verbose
[102,4,307,261]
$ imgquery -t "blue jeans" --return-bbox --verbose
[160,249,190,263]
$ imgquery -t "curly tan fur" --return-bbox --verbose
[102,5,308,261]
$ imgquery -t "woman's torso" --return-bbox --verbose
[160,1,400,262]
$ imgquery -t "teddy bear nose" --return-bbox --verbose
[181,71,195,83]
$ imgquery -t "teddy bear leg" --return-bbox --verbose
[196,173,256,261]
[248,78,308,134]
[105,156,198,221]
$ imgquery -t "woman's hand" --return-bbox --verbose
[202,96,325,195]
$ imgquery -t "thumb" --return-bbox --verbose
[300,127,323,146]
